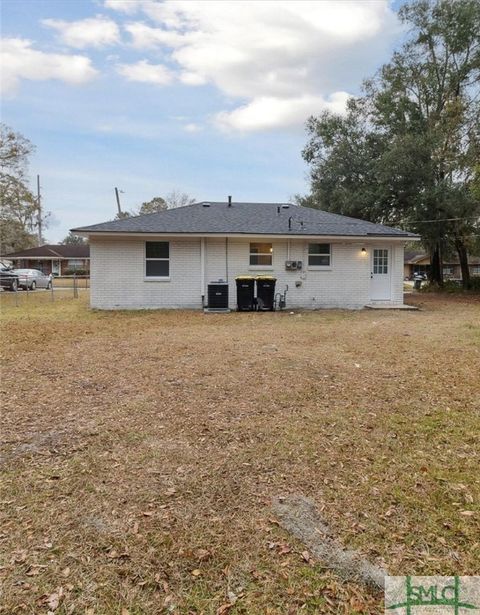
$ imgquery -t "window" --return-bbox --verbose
[443,266,453,275]
[308,243,331,267]
[250,243,272,266]
[472,265,480,276]
[145,241,169,277]
[67,259,83,269]
[373,249,388,274]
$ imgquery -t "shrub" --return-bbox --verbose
[64,268,88,276]
[469,277,480,292]
[420,278,480,293]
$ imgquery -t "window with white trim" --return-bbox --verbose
[472,265,480,276]
[67,259,83,269]
[308,243,331,267]
[145,241,169,277]
[250,242,272,266]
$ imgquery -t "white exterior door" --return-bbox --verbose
[52,260,60,276]
[370,247,391,301]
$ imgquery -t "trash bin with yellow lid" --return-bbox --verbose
[255,276,276,311]
[235,275,256,311]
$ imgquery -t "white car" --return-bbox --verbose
[13,269,52,290]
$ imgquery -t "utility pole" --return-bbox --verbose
[37,174,42,245]
[115,187,122,216]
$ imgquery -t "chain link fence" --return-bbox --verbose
[0,273,89,308]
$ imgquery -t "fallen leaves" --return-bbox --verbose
[25,565,46,577]
[1,293,479,614]
[196,548,211,561]
[38,587,63,611]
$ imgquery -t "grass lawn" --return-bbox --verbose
[52,277,90,289]
[1,293,479,614]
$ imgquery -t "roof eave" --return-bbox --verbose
[71,229,419,241]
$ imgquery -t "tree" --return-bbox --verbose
[115,210,131,219]
[133,192,195,216]
[138,196,167,215]
[302,0,480,288]
[0,124,49,253]
[0,219,37,254]
[165,190,196,209]
[61,231,86,245]
[0,123,34,177]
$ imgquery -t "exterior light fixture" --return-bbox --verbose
[361,247,367,255]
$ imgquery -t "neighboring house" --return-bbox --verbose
[404,252,480,280]
[72,200,418,310]
[1,244,90,276]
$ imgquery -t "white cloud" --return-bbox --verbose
[216,92,350,133]
[116,59,173,85]
[124,22,188,49]
[42,15,120,49]
[179,71,206,86]
[104,0,145,14]
[104,0,400,132]
[183,122,202,133]
[0,37,98,95]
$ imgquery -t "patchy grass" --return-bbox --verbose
[51,277,90,289]
[0,293,479,614]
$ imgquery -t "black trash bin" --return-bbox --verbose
[256,276,276,311]
[235,276,255,311]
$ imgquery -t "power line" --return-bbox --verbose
[403,216,480,224]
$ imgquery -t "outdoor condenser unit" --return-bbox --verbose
[207,281,229,309]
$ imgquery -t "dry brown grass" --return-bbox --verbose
[1,293,479,614]
[51,277,90,289]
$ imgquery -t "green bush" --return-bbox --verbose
[63,268,88,276]
[420,278,480,293]
[469,277,480,291]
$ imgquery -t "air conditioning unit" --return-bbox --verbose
[207,281,229,309]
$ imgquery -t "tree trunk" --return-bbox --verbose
[428,243,443,286]
[454,237,471,290]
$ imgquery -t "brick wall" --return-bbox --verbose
[90,236,404,310]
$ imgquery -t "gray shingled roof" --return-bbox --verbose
[72,201,417,238]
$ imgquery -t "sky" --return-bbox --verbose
[1,0,405,242]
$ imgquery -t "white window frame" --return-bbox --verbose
[67,259,84,269]
[471,265,480,276]
[249,242,273,269]
[144,241,170,281]
[307,243,332,270]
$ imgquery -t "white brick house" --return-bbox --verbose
[73,200,418,311]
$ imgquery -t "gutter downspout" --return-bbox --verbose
[201,237,206,307]
[225,237,229,282]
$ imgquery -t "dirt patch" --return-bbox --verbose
[272,495,386,589]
